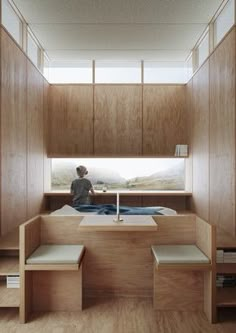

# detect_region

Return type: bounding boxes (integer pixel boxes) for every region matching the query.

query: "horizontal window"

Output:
[2,0,23,46]
[144,62,187,84]
[95,61,141,83]
[48,61,93,83]
[27,32,40,67]
[214,0,235,46]
[198,32,209,67]
[51,158,185,191]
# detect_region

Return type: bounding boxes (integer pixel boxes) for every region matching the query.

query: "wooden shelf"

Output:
[44,190,192,197]
[0,280,19,307]
[0,257,19,275]
[217,228,236,249]
[0,228,19,250]
[217,263,236,274]
[217,287,236,307]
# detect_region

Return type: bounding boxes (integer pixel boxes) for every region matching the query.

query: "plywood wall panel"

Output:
[48,85,93,156]
[143,86,187,156]
[94,85,142,156]
[0,29,27,235]
[209,29,235,235]
[192,61,209,221]
[185,79,193,193]
[27,61,44,219]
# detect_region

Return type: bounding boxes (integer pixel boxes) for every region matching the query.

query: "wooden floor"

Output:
[0,298,235,333]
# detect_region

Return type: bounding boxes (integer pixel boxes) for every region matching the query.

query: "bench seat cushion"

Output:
[151,245,210,264]
[26,245,85,264]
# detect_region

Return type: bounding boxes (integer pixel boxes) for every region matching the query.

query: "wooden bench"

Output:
[20,216,85,323]
[152,216,216,323]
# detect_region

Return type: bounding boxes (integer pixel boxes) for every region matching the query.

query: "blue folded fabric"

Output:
[73,204,164,215]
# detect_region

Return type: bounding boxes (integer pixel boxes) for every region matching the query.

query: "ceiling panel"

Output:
[14,0,222,24]
[31,23,206,50]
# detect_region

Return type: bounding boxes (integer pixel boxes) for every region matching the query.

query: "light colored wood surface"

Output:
[192,61,209,222]
[209,28,236,236]
[1,297,235,333]
[39,215,195,298]
[32,269,82,311]
[196,216,215,260]
[94,85,142,156]
[44,190,192,196]
[0,228,19,250]
[25,264,80,271]
[216,227,236,248]
[0,280,19,307]
[27,60,44,219]
[79,215,158,231]
[48,85,93,155]
[154,266,203,311]
[0,257,19,275]
[0,28,27,236]
[185,79,193,193]
[143,85,187,155]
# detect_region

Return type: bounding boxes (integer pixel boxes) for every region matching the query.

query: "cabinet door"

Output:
[94,85,142,156]
[48,85,93,156]
[143,86,186,156]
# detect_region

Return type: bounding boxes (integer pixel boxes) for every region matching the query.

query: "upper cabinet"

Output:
[48,85,94,156]
[48,84,188,157]
[143,86,187,156]
[94,85,142,156]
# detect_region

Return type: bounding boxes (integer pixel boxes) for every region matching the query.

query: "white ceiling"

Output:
[13,0,223,62]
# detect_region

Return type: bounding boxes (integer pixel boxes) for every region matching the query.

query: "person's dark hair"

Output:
[76,165,88,177]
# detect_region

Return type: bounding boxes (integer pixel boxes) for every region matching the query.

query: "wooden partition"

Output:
[39,214,195,298]
[0,28,47,235]
[188,27,236,236]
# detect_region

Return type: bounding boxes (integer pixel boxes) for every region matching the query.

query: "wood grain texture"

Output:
[32,270,82,311]
[94,85,142,156]
[0,28,27,235]
[153,266,203,311]
[196,216,215,260]
[185,79,193,194]
[1,297,235,333]
[48,85,93,156]
[192,61,210,221]
[27,60,44,219]
[143,85,187,155]
[209,28,236,236]
[39,215,195,297]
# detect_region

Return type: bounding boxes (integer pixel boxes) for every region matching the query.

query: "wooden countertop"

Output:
[79,215,158,231]
[44,190,192,197]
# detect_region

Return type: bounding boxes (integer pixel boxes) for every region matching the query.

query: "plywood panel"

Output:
[143,85,187,155]
[40,215,195,297]
[94,85,142,156]
[48,85,93,156]
[185,79,193,194]
[209,29,236,235]
[154,267,203,310]
[27,61,44,219]
[192,61,209,221]
[0,29,27,235]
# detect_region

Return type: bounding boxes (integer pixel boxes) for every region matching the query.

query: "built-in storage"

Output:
[0,229,20,308]
[48,84,187,157]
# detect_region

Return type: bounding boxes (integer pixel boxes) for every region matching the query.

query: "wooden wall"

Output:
[188,27,236,236]
[48,85,93,156]
[48,84,187,157]
[0,28,47,235]
[191,61,210,221]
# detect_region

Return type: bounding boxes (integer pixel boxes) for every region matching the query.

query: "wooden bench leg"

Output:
[20,271,32,323]
[204,271,217,323]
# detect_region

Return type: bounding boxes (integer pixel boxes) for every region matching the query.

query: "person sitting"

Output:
[70,165,95,207]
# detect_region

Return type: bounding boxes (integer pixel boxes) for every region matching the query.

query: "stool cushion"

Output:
[26,245,85,264]
[151,245,210,264]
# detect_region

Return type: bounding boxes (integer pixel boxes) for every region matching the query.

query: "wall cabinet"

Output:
[48,84,187,157]
[94,85,142,156]
[48,85,94,156]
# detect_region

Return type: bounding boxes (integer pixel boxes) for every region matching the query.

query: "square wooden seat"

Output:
[151,245,210,265]
[26,244,85,267]
[152,217,216,323]
[20,216,85,323]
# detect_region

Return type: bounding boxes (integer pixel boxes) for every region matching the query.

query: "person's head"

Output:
[76,165,88,178]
